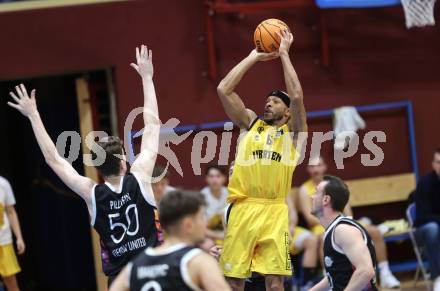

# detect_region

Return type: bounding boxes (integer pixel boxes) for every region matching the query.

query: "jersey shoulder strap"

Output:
[128,172,156,207]
[180,248,203,291]
[330,217,368,254]
[248,117,262,131]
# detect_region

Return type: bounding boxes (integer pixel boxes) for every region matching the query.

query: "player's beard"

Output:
[311,204,323,218]
[264,112,284,125]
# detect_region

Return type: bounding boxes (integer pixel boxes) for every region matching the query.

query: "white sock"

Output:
[379,261,392,277]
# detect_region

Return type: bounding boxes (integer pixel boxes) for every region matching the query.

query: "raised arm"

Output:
[277,30,307,139]
[335,224,376,291]
[217,50,278,129]
[129,45,160,184]
[7,85,95,213]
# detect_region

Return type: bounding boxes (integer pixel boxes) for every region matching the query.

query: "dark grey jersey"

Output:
[92,173,160,276]
[323,215,378,291]
[128,244,202,291]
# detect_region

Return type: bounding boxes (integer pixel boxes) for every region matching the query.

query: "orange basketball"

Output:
[253,19,291,53]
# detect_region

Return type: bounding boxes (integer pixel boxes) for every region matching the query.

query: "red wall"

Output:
[1,0,439,189]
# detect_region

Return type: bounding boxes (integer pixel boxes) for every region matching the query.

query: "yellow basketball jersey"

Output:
[228,119,298,202]
[302,179,317,197]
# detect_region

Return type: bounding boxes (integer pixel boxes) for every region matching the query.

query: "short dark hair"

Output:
[152,165,170,180]
[205,164,226,176]
[159,190,206,232]
[323,175,349,212]
[90,136,124,177]
[434,148,440,155]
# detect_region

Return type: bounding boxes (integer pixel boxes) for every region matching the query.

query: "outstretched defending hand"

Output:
[277,29,294,56]
[130,44,154,80]
[249,49,279,62]
[7,84,38,118]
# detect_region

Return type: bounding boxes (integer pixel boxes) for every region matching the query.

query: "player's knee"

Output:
[226,277,244,290]
[265,275,284,291]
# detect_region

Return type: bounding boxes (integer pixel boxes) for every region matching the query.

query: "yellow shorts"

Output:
[290,226,313,255]
[220,198,292,278]
[0,244,21,277]
[311,224,325,236]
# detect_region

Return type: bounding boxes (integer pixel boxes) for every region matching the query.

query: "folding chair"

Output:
[406,203,431,290]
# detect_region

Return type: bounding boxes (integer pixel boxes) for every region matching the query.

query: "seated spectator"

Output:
[0,176,25,291]
[297,157,400,289]
[151,165,176,201]
[415,148,440,291]
[200,165,228,243]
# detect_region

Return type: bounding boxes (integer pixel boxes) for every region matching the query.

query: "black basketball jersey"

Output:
[323,215,378,291]
[129,244,202,291]
[92,172,160,276]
